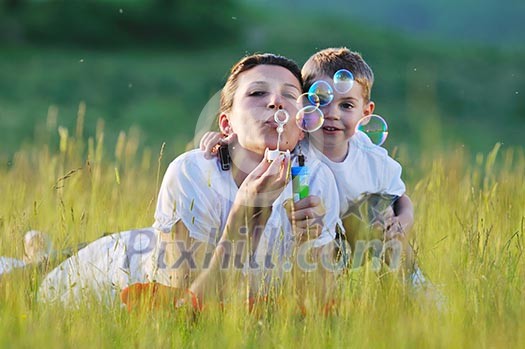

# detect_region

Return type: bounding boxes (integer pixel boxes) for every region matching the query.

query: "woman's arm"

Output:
[189,152,290,304]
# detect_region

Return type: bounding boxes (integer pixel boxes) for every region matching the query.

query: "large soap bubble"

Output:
[355,114,389,146]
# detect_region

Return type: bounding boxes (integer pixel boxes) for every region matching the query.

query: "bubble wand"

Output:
[265,109,290,161]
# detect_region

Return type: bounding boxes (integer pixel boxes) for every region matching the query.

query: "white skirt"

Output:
[37,228,162,307]
[0,257,26,276]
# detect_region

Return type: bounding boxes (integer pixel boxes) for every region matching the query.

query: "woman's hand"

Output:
[284,195,326,242]
[235,150,291,209]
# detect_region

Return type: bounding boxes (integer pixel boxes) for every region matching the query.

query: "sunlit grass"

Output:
[1,114,524,348]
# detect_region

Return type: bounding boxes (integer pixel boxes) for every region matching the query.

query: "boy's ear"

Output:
[219,113,232,135]
[364,100,375,116]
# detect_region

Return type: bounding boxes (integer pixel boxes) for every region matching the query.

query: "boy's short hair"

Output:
[302,47,374,101]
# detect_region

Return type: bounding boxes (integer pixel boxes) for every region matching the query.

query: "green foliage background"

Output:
[0,0,523,163]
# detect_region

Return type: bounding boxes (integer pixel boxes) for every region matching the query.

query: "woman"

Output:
[38,53,341,310]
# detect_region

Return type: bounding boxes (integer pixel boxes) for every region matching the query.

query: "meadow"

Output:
[0,116,523,348]
[1,1,524,347]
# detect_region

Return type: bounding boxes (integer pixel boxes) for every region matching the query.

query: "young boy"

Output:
[300,47,422,280]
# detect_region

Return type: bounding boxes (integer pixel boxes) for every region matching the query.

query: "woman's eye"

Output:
[249,91,266,97]
[283,92,298,100]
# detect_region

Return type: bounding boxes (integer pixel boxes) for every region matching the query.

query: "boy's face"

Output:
[309,74,375,155]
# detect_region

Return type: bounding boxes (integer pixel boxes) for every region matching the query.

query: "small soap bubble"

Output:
[128,83,133,88]
[299,92,320,107]
[355,114,389,146]
[119,8,123,14]
[296,105,324,132]
[295,93,324,132]
[79,59,84,63]
[308,80,333,106]
[333,69,354,93]
[515,91,519,95]
[231,16,237,20]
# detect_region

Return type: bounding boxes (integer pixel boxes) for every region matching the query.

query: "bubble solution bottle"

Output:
[291,155,309,202]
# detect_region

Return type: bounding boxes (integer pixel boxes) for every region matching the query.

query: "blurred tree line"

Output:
[0,0,241,47]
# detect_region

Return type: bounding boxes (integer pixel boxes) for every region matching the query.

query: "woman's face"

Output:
[221,64,304,155]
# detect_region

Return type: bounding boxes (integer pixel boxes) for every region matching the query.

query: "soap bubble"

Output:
[333,69,354,93]
[295,93,324,132]
[308,80,334,106]
[296,105,324,132]
[355,114,389,146]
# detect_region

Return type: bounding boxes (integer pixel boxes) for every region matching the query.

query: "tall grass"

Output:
[0,111,524,348]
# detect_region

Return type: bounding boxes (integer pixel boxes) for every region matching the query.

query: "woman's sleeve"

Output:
[153,156,221,243]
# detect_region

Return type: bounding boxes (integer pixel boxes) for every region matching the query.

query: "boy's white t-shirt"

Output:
[306,131,406,218]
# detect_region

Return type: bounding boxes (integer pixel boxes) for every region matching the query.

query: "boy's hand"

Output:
[366,205,406,241]
[383,215,408,240]
[200,131,237,159]
[383,195,414,240]
[284,196,326,242]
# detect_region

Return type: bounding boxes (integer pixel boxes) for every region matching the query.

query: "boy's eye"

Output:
[341,102,354,109]
[283,92,299,100]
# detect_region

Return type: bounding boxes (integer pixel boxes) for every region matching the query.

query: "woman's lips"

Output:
[264,121,279,129]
